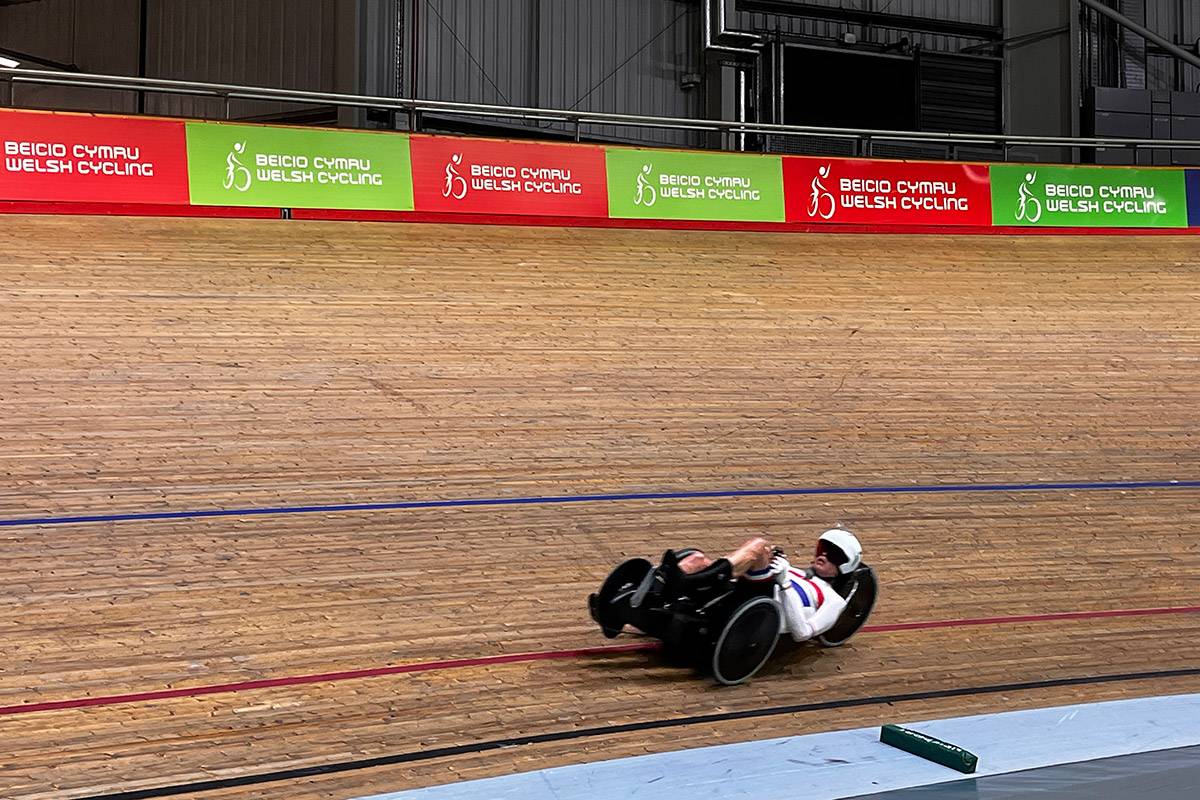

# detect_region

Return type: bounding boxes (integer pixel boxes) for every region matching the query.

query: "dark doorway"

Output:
[784,46,917,130]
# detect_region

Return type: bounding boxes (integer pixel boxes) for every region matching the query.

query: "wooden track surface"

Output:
[0,215,1196,799]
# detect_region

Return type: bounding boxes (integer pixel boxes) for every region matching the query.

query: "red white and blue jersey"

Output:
[745,563,847,642]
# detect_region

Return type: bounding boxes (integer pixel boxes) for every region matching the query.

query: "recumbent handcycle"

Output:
[588,548,877,685]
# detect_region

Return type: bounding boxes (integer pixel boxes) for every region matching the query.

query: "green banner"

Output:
[606,149,784,221]
[990,164,1187,228]
[186,123,412,210]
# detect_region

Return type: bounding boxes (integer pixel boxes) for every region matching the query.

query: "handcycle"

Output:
[588,548,878,685]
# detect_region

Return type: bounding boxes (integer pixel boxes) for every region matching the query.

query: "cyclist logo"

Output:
[223,142,252,192]
[635,163,657,207]
[808,164,836,220]
[1016,171,1042,223]
[443,153,468,200]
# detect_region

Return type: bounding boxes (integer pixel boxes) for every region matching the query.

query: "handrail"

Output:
[5,66,1200,152]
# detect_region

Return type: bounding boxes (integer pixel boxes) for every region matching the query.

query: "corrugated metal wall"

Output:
[1083,0,1199,92]
[1144,0,1199,92]
[1119,0,1147,89]
[1005,0,1073,143]
[543,0,702,144]
[416,0,702,146]
[0,0,359,121]
[143,0,350,120]
[418,0,536,107]
[0,0,79,66]
[6,0,1198,142]
[537,1,700,115]
[0,0,140,112]
[411,0,1012,145]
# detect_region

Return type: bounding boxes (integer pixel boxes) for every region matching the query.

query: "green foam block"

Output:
[879,724,979,774]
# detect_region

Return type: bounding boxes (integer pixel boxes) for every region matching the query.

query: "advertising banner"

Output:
[411,136,607,216]
[186,122,412,210]
[1187,170,1200,227]
[990,164,1188,228]
[783,156,991,226]
[606,148,785,222]
[0,109,189,204]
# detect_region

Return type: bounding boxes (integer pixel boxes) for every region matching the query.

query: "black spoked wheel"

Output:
[711,596,782,685]
[589,557,653,638]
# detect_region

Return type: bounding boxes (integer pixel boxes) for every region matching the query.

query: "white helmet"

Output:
[818,528,862,574]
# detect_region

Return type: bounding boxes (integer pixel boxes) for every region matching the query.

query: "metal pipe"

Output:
[137,0,148,115]
[777,36,786,127]
[410,0,420,98]
[735,68,743,151]
[6,66,1200,149]
[703,0,762,153]
[1078,0,1200,71]
[716,0,760,46]
[10,77,220,97]
[703,0,759,56]
[959,26,1070,55]
[0,46,77,72]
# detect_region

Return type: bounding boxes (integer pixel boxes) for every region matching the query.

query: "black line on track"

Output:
[77,666,1200,799]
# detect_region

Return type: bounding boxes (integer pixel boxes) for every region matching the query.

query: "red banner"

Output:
[411,136,608,217]
[784,156,991,226]
[0,110,189,204]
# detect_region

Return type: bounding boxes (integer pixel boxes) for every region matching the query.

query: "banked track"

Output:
[0,215,1196,799]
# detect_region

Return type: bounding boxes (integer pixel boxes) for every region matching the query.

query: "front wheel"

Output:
[590,557,653,638]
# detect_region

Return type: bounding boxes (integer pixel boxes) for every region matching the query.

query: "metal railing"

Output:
[5,66,1200,160]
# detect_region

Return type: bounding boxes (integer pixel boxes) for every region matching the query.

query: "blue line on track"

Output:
[1,479,1198,528]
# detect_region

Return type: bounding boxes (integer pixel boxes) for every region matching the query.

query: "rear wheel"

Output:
[711,596,781,685]
[817,566,878,647]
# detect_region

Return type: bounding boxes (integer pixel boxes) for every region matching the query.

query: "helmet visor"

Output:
[815,539,849,568]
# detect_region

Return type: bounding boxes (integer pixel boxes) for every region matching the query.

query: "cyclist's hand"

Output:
[771,555,791,586]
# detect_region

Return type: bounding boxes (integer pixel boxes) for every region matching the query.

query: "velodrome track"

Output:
[0,215,1196,799]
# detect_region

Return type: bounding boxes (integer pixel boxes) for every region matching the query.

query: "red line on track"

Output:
[0,643,655,717]
[861,605,1200,632]
[2,605,1196,717]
